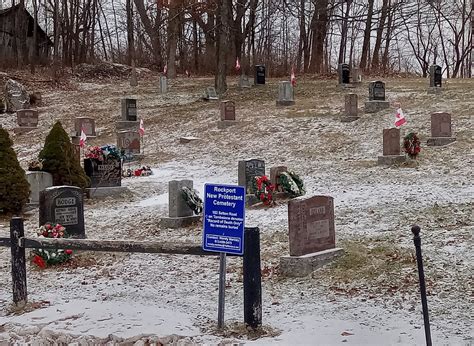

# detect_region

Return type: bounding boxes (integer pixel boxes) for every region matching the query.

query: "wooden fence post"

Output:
[10,217,27,308]
[243,227,262,329]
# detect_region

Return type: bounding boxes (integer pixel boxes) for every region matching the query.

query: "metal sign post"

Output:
[202,184,245,329]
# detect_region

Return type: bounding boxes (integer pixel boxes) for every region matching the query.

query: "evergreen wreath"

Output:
[403,132,421,159]
[32,223,73,268]
[279,171,306,197]
[253,175,275,205]
[181,186,203,215]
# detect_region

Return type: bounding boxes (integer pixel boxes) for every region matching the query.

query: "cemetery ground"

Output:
[0,72,472,345]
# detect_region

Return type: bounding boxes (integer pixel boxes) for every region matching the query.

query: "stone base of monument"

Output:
[427,137,456,146]
[276,100,295,106]
[427,87,442,95]
[160,215,201,229]
[365,100,390,113]
[116,121,139,131]
[122,153,145,162]
[341,116,360,123]
[377,155,407,165]
[86,186,131,199]
[217,120,236,129]
[179,136,201,144]
[14,127,36,134]
[246,195,261,206]
[337,84,355,89]
[280,248,344,277]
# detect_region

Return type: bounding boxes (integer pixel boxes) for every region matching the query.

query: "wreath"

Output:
[181,186,203,215]
[253,175,275,205]
[32,223,73,268]
[279,171,306,197]
[403,132,421,159]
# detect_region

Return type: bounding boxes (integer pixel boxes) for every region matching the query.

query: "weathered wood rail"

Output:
[0,217,262,329]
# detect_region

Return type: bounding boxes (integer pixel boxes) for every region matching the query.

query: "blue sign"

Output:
[203,184,245,255]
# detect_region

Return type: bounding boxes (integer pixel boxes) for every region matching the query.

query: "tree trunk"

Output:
[126,0,134,65]
[371,0,389,71]
[360,0,374,71]
[215,0,230,94]
[308,0,329,74]
[167,1,181,78]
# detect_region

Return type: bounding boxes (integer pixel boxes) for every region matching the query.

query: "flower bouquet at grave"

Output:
[32,223,73,268]
[253,175,275,206]
[85,145,122,162]
[27,159,43,171]
[403,132,421,159]
[181,186,203,215]
[279,171,306,197]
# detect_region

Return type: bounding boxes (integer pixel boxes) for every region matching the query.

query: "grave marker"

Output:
[39,186,85,238]
[280,195,343,277]
[239,75,251,88]
[204,87,219,101]
[160,180,201,228]
[218,100,236,129]
[84,158,122,188]
[427,112,456,146]
[26,171,53,205]
[255,65,266,85]
[74,117,96,137]
[430,65,442,88]
[159,76,168,93]
[14,109,38,133]
[270,166,288,192]
[117,131,141,154]
[342,93,359,122]
[276,81,295,106]
[121,98,137,121]
[352,66,362,84]
[338,63,350,85]
[365,81,389,113]
[378,128,406,165]
[238,159,265,195]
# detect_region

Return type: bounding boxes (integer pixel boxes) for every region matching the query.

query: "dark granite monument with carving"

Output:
[365,81,390,113]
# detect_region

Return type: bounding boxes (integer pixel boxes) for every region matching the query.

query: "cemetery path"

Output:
[0,76,472,344]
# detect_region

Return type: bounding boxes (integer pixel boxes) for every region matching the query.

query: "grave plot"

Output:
[0,76,472,345]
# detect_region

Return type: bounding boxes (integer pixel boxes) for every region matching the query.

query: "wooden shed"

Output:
[0,5,53,66]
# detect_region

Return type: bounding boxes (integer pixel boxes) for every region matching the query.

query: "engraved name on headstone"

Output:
[238,159,265,194]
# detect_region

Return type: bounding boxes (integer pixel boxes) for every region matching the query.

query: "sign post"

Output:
[203,184,245,329]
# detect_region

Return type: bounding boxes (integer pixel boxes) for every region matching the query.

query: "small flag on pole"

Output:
[163,65,167,75]
[79,127,87,148]
[291,66,296,87]
[139,119,145,136]
[185,69,190,78]
[235,58,241,72]
[395,108,407,127]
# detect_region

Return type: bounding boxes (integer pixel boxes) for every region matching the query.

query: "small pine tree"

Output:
[0,128,30,213]
[39,121,90,189]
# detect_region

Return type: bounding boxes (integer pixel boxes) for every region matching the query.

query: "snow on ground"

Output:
[0,75,472,345]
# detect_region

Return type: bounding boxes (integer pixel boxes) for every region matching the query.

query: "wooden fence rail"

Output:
[0,217,262,329]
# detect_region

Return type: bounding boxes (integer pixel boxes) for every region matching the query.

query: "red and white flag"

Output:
[235,58,241,72]
[139,119,145,136]
[185,69,190,78]
[291,66,296,87]
[79,127,87,148]
[394,108,407,127]
[163,65,167,75]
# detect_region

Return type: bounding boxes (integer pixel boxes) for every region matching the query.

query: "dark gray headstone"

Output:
[288,195,335,256]
[338,64,350,84]
[205,87,218,100]
[239,75,251,88]
[121,98,137,121]
[430,65,442,87]
[276,81,295,106]
[84,158,122,188]
[369,81,386,101]
[159,76,168,93]
[255,65,266,85]
[238,159,265,194]
[39,186,85,238]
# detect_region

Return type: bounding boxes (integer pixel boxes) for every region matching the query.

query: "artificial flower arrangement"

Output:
[32,223,73,268]
[279,171,306,197]
[403,132,421,159]
[181,186,203,215]
[85,144,122,162]
[122,166,153,177]
[253,175,275,205]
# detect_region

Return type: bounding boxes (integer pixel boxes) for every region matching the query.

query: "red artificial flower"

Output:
[52,232,58,238]
[33,255,46,269]
[134,169,142,176]
[65,249,73,255]
[260,193,265,201]
[42,231,49,237]
[46,224,52,230]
